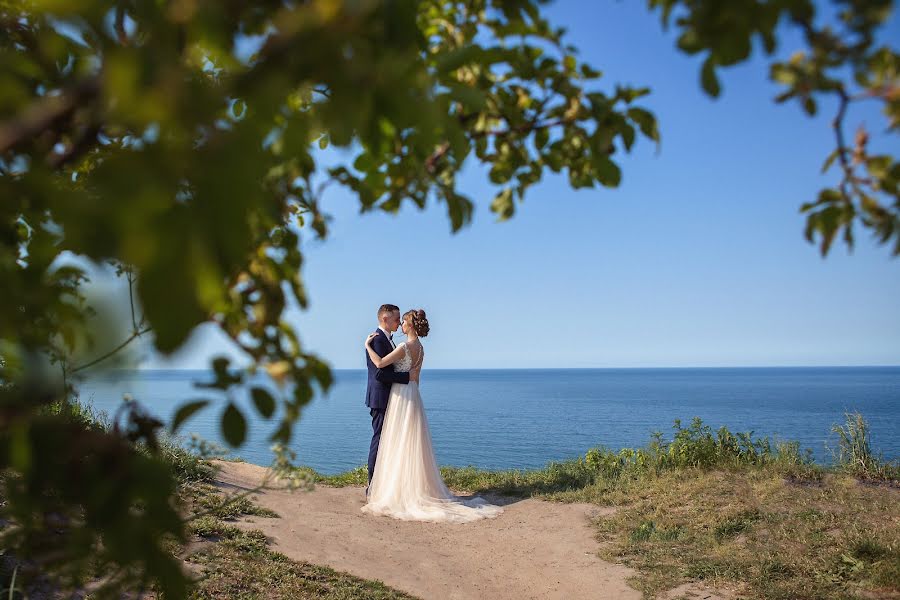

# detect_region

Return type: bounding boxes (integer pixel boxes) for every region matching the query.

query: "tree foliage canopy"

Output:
[0,0,896,595]
[648,0,899,255]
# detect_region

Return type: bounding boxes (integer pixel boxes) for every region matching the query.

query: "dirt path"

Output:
[212,460,640,600]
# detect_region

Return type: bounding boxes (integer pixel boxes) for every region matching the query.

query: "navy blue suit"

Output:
[366,329,410,484]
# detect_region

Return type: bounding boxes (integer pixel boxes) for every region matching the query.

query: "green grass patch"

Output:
[179,464,416,599]
[312,466,369,487]
[629,520,684,543]
[585,467,900,598]
[186,525,417,599]
[713,509,761,541]
[182,481,280,520]
[832,412,900,482]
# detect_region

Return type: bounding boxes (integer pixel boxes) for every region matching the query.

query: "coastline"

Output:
[80,367,900,472]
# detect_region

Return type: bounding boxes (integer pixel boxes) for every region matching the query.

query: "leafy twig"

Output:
[70,327,152,374]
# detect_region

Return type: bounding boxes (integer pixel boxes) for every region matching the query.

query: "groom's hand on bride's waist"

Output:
[375,368,410,385]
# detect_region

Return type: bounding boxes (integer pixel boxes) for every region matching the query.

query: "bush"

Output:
[831,412,900,482]
[582,417,794,480]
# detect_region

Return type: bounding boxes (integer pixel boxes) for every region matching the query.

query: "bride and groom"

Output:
[362,304,502,523]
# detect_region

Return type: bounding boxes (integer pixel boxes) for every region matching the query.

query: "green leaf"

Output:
[198,356,243,390]
[212,356,230,376]
[761,30,777,54]
[9,424,30,472]
[592,156,622,187]
[231,99,246,119]
[580,64,603,79]
[701,58,721,98]
[444,191,474,232]
[137,244,207,354]
[866,155,892,180]
[269,421,292,444]
[222,403,247,447]
[307,355,334,390]
[545,147,564,171]
[717,30,752,65]
[490,188,515,220]
[251,387,276,419]
[803,97,817,116]
[318,135,329,150]
[353,152,374,172]
[820,149,840,174]
[620,123,636,152]
[171,399,210,433]
[615,86,651,103]
[818,188,844,204]
[445,83,487,111]
[677,30,702,54]
[770,63,797,86]
[627,107,659,142]
[434,45,481,73]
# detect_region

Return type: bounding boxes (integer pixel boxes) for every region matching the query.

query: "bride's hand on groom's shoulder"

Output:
[365,332,378,346]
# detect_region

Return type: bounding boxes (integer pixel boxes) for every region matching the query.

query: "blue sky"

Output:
[142,1,900,370]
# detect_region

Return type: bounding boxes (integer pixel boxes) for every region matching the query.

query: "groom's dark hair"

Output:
[377,304,399,318]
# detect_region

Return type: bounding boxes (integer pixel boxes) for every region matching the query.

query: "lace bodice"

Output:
[395,340,424,382]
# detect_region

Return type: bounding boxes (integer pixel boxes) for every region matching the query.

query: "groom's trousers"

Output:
[368,407,386,484]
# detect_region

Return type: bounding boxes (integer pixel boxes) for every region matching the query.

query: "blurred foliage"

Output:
[0,0,656,595]
[0,0,896,597]
[650,0,899,255]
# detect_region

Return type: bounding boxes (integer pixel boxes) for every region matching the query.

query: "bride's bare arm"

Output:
[365,333,405,368]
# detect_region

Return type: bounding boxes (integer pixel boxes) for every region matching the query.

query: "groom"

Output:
[365,304,410,493]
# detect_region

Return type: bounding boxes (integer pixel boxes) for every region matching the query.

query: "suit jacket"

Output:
[365,329,410,410]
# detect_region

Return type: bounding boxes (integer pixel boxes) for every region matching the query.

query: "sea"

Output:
[79,367,900,474]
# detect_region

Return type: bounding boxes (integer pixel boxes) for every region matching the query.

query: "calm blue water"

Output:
[78,367,900,474]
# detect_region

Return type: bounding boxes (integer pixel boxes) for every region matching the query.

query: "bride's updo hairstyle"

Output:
[403,309,430,337]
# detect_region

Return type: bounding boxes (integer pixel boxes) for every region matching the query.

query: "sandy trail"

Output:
[211,460,639,600]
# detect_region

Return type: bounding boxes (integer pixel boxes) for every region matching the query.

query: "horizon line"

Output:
[121,364,900,371]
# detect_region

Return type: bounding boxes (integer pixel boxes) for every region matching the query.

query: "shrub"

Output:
[831,412,900,482]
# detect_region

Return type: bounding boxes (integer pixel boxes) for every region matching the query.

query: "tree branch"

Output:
[474,116,578,139]
[49,122,101,169]
[0,77,101,155]
[831,88,866,204]
[424,114,578,173]
[70,326,152,374]
[127,268,139,332]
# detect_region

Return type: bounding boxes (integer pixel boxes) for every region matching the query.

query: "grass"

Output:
[179,482,417,599]
[183,517,418,600]
[423,416,831,500]
[164,434,416,599]
[593,466,899,598]
[163,432,417,598]
[298,412,896,600]
[831,412,900,481]
[4,396,416,599]
[17,397,900,599]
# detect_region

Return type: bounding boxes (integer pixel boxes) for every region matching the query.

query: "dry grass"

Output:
[178,481,417,599]
[590,469,900,599]
[426,414,899,599]
[183,520,417,600]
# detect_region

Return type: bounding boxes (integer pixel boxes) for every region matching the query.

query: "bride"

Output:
[361,309,502,523]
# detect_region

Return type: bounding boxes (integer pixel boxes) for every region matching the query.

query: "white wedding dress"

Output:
[362,339,503,523]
